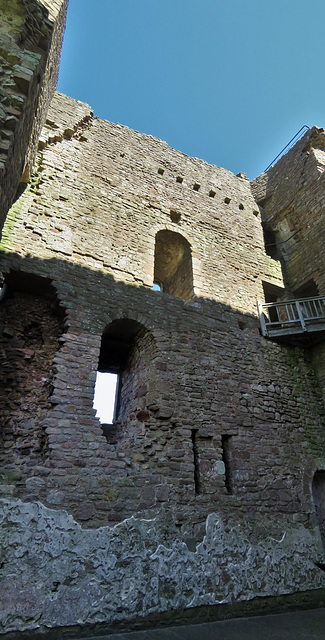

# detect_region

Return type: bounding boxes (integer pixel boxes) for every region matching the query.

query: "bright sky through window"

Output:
[93,372,118,424]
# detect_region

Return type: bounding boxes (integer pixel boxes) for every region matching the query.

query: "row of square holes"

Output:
[157,168,244,209]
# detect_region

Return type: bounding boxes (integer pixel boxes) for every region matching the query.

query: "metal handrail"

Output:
[257,296,325,337]
[264,125,309,172]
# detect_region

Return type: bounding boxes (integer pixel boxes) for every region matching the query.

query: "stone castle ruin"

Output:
[0,1,325,636]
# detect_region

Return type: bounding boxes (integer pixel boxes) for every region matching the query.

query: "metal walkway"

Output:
[257,296,325,342]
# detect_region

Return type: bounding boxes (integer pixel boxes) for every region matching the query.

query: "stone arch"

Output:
[154,229,194,300]
[312,470,325,554]
[100,308,157,335]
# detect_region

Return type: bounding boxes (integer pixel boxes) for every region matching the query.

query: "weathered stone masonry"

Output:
[0,3,325,634]
[0,87,325,635]
[0,0,68,233]
[252,128,325,398]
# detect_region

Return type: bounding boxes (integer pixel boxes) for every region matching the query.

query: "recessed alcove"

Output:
[170,210,181,224]
[0,270,66,468]
[154,230,194,300]
[312,470,325,554]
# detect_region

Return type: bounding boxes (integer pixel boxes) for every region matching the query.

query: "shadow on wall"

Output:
[313,470,325,555]
[0,269,66,470]
[0,250,324,531]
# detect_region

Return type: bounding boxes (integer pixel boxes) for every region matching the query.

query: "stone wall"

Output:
[251,127,325,297]
[0,0,68,235]
[1,499,324,636]
[0,92,325,635]
[0,271,65,473]
[251,126,325,402]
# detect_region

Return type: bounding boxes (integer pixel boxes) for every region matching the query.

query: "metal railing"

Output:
[257,296,325,338]
[264,125,309,172]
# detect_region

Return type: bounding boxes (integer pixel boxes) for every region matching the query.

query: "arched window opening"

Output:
[94,319,150,433]
[312,470,325,554]
[154,230,194,300]
[152,280,162,292]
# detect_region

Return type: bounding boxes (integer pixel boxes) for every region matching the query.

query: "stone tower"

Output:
[0,0,68,233]
[0,2,325,637]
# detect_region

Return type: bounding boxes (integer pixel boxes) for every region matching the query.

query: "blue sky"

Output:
[57,0,325,179]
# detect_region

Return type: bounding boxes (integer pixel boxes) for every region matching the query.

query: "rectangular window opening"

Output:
[222,434,233,495]
[93,371,119,424]
[191,429,201,495]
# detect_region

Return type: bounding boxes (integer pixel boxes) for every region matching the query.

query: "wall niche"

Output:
[0,271,65,476]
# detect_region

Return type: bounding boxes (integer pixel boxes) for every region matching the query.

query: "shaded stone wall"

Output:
[251,126,325,402]
[0,273,65,475]
[251,127,325,297]
[0,0,68,235]
[0,94,325,635]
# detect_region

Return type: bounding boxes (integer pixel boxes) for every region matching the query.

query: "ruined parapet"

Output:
[0,0,68,235]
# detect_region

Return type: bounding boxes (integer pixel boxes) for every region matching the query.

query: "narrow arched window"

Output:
[154,230,194,300]
[93,319,151,436]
